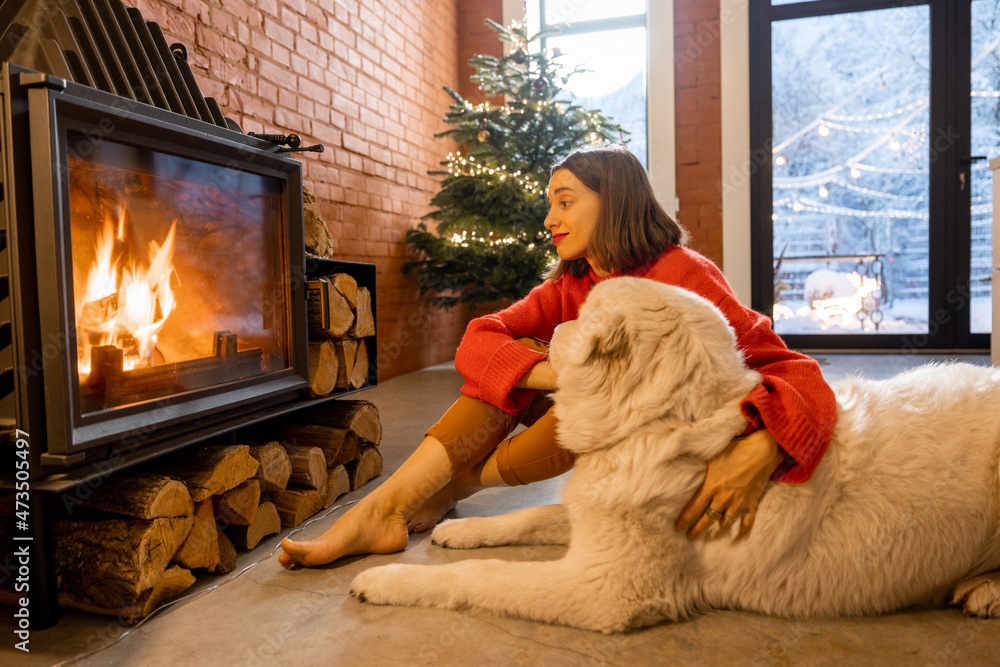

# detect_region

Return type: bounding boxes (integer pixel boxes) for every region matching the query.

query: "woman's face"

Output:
[544,168,603,271]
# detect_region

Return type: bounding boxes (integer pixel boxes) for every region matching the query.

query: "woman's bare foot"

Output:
[406,483,459,533]
[278,498,409,568]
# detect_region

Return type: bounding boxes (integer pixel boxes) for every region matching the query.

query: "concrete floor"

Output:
[3,352,998,666]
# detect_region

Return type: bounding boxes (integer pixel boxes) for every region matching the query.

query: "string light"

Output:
[818,186,829,197]
[818,124,830,137]
[445,151,541,194]
[448,229,549,248]
[824,98,928,122]
[830,179,925,202]
[775,155,787,166]
[851,163,926,175]
[783,197,927,220]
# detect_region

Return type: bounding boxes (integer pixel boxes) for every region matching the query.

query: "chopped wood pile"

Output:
[306,272,374,397]
[303,186,335,259]
[43,400,383,622]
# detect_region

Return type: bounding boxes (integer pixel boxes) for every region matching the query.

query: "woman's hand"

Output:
[516,360,558,390]
[674,428,785,540]
[515,339,557,391]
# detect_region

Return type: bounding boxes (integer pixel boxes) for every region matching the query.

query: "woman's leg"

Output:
[407,397,575,531]
[279,396,520,568]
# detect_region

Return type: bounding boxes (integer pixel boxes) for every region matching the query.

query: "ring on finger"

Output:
[704,507,725,522]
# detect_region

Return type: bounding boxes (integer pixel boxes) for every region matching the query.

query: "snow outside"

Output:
[771,2,1000,335]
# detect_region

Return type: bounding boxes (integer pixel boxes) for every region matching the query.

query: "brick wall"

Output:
[122,0,725,380]
[673,0,724,267]
[458,0,503,104]
[130,0,497,381]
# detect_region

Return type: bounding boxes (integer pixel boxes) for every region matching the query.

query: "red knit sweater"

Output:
[454,245,837,484]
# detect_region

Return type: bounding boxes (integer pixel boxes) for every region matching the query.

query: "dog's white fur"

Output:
[351,277,1000,632]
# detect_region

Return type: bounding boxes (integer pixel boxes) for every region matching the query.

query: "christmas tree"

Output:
[403,19,626,309]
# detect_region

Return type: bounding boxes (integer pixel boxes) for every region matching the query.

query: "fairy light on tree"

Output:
[403,19,626,309]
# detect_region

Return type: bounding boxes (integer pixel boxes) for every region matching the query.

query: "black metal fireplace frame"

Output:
[1,62,311,472]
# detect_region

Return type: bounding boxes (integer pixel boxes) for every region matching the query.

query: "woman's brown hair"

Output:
[545,144,689,281]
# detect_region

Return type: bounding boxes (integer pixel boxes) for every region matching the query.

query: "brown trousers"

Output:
[425,391,576,486]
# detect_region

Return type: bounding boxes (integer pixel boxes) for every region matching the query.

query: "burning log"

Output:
[325,465,351,508]
[212,480,261,527]
[247,441,292,492]
[297,400,382,446]
[171,499,220,571]
[157,445,259,502]
[228,501,281,550]
[346,447,383,490]
[279,423,360,466]
[307,339,340,397]
[69,473,192,520]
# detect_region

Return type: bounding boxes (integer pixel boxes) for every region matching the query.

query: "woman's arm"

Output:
[674,429,785,539]
[516,359,557,391]
[647,248,836,537]
[455,281,566,413]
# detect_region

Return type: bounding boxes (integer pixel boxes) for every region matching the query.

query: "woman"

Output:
[279,144,836,568]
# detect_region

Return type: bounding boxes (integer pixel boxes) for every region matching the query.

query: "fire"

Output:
[77,205,177,375]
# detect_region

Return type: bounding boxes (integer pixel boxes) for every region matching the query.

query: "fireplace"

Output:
[4,63,311,467]
[0,1,377,628]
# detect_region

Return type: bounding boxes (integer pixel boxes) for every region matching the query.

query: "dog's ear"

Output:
[564,311,628,367]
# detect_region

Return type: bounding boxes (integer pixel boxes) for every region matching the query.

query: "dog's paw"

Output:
[430,518,489,549]
[951,573,1000,617]
[350,564,418,606]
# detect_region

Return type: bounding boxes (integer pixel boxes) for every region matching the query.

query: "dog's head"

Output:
[549,277,759,454]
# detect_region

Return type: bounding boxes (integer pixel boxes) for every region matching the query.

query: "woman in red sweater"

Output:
[280,144,836,568]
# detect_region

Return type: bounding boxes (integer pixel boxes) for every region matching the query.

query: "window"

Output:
[525,0,649,165]
[751,0,993,350]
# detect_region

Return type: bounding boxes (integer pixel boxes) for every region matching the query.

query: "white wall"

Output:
[648,1,677,219]
[720,0,752,303]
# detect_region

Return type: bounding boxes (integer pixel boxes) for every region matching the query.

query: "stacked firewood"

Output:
[306,272,375,397]
[276,400,383,526]
[45,400,383,622]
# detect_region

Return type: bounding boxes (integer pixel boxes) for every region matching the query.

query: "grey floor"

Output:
[3,352,998,666]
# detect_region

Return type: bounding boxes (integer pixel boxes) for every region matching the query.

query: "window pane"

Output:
[969,0,999,334]
[771,6,930,335]
[548,27,648,165]
[544,0,645,25]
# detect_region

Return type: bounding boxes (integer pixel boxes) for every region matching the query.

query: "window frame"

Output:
[511,1,676,218]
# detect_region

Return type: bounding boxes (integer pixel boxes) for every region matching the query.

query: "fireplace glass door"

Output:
[66,133,292,414]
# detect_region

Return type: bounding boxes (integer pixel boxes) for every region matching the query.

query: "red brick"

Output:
[141,0,479,380]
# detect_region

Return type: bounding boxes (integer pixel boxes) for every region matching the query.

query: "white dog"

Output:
[351,277,1000,632]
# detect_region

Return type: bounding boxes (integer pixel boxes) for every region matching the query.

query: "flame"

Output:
[802,271,881,331]
[77,205,177,375]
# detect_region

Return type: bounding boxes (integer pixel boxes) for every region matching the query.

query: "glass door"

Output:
[970,0,1000,334]
[751,0,992,351]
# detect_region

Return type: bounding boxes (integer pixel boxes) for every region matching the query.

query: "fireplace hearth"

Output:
[5,64,313,466]
[0,1,376,628]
